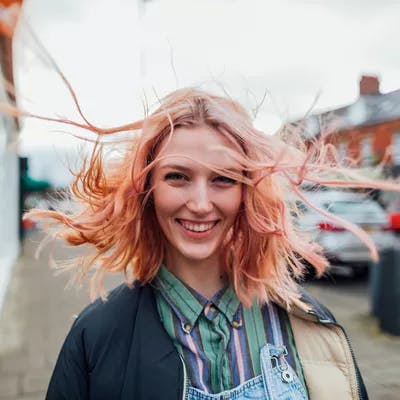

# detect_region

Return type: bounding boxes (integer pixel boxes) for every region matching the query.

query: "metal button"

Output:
[209,305,217,313]
[232,320,242,328]
[281,370,293,383]
[182,322,192,333]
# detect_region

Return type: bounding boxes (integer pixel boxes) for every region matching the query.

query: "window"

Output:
[392,132,400,165]
[360,135,373,166]
[338,141,347,161]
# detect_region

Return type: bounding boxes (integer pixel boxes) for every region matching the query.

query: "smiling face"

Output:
[151,125,243,268]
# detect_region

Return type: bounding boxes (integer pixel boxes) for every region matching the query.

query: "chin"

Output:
[182,252,215,263]
[178,245,218,263]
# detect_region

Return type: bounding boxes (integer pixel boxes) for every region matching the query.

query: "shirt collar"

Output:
[213,285,241,324]
[155,265,241,330]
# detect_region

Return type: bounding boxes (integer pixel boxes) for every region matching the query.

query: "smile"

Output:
[176,219,219,233]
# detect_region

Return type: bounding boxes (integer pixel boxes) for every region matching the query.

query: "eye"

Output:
[213,175,237,185]
[164,172,188,181]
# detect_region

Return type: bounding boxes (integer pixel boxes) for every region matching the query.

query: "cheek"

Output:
[153,185,183,219]
[220,186,243,217]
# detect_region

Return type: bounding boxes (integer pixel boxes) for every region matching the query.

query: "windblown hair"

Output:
[20,87,400,307]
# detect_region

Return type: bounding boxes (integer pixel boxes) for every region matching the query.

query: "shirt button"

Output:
[183,323,192,333]
[209,305,217,313]
[232,320,242,329]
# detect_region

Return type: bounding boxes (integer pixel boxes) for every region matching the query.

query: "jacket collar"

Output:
[152,272,333,327]
[275,286,335,324]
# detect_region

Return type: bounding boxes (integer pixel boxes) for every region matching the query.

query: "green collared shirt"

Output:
[154,266,305,394]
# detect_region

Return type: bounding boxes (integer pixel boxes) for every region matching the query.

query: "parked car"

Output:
[295,190,399,275]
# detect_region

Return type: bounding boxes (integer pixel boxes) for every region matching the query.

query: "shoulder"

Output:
[289,285,337,324]
[300,287,336,322]
[62,282,147,371]
[70,282,144,341]
[47,282,147,396]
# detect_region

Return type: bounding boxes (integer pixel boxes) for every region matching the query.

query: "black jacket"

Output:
[46,283,368,400]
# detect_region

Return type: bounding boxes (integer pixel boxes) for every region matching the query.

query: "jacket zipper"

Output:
[179,354,188,400]
[307,310,365,400]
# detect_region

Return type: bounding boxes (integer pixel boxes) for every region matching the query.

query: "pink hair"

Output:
[20,87,400,307]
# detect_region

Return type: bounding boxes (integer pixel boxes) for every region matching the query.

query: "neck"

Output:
[165,252,226,299]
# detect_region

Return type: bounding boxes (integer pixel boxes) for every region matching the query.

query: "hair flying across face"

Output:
[18,85,400,307]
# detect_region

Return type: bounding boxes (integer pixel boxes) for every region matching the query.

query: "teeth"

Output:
[179,221,215,232]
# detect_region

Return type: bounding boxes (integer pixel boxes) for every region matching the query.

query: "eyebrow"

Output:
[159,164,242,174]
[159,164,192,172]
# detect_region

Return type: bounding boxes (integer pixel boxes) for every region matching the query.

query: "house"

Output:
[297,75,400,177]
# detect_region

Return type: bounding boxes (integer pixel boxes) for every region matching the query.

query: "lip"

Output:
[175,219,220,239]
[176,218,219,224]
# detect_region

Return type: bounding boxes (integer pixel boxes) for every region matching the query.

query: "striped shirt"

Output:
[154,266,306,394]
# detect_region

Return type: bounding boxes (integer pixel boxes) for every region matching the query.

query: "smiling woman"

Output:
[22,87,399,399]
[152,126,243,297]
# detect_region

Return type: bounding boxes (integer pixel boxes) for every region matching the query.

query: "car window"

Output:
[295,201,310,214]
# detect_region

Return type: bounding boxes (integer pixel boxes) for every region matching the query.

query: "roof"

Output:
[297,89,400,138]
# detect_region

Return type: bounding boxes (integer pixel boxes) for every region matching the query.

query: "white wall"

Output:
[0,85,20,310]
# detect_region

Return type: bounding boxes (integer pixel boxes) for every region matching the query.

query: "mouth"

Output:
[176,219,219,234]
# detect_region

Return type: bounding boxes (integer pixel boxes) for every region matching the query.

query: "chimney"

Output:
[359,75,380,96]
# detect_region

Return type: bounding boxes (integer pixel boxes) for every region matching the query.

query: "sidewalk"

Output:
[0,230,399,399]
[306,277,400,399]
[0,231,123,400]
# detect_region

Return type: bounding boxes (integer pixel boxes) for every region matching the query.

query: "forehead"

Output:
[157,125,240,169]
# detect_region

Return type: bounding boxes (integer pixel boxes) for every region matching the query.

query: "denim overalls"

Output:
[184,304,308,400]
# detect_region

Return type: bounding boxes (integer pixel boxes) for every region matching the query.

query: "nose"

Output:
[186,180,214,214]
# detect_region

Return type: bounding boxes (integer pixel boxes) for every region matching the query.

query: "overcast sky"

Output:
[13,0,400,183]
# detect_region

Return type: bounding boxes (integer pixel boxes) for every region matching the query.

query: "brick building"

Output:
[298,75,400,177]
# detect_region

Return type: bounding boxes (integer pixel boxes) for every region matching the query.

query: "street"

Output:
[0,231,399,399]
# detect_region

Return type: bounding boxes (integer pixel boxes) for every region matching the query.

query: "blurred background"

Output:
[1,0,400,398]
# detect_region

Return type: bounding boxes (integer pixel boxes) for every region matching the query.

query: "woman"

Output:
[25,88,377,400]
